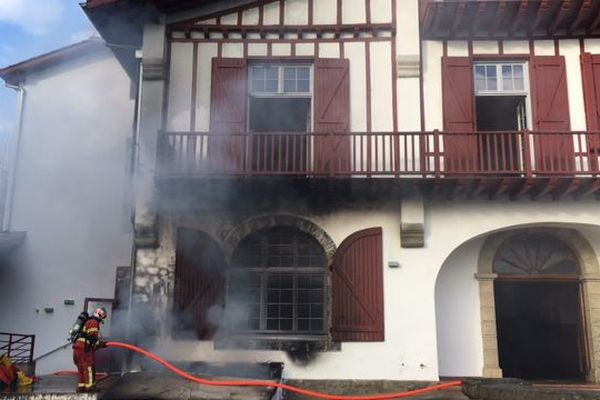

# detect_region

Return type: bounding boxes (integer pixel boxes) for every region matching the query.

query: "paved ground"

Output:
[7,373,600,400]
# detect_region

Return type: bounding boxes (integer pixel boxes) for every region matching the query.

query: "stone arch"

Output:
[223,215,337,265]
[478,227,600,276]
[476,226,600,382]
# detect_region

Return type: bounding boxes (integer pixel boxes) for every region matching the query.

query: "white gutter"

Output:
[3,83,25,232]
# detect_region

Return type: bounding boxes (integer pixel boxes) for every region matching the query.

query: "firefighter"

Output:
[72,307,107,391]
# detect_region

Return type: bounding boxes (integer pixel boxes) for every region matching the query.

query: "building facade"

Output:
[3,0,600,383]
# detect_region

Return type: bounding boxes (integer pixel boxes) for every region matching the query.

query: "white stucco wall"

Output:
[0,46,134,374]
[435,237,484,377]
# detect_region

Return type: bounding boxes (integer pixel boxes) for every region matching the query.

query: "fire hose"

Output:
[106,341,462,400]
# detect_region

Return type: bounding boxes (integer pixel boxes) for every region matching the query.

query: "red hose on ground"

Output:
[107,341,462,400]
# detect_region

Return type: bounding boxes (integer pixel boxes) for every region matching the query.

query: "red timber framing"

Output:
[421,0,600,40]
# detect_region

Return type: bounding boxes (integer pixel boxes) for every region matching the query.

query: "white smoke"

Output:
[0,0,65,35]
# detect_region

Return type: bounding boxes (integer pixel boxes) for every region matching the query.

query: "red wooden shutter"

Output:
[531,56,574,172]
[314,58,350,174]
[174,228,225,340]
[581,53,600,172]
[332,227,384,342]
[209,58,247,172]
[442,57,478,173]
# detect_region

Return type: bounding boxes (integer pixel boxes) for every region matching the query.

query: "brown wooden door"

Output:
[332,227,384,342]
[581,53,600,172]
[209,58,247,173]
[531,56,574,173]
[314,58,350,174]
[174,228,225,340]
[442,57,477,173]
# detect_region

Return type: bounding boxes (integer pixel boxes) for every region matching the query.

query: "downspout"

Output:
[3,82,25,232]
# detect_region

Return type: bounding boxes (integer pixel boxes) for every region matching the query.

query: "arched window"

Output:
[228,227,327,334]
[493,233,579,276]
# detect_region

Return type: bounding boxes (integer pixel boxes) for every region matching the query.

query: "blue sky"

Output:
[0,0,96,138]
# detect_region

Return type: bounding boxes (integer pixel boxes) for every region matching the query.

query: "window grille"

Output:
[229,227,326,334]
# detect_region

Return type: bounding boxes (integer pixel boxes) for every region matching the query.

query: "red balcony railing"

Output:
[0,332,35,364]
[156,130,600,178]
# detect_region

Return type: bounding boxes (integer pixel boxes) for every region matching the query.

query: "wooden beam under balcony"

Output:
[531,0,551,35]
[549,0,574,36]
[421,0,600,40]
[569,0,592,34]
[510,1,531,37]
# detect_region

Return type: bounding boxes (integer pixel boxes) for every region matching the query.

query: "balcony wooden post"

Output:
[522,129,533,178]
[433,129,441,178]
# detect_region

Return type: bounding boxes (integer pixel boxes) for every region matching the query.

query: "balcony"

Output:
[156,130,600,199]
[420,0,600,40]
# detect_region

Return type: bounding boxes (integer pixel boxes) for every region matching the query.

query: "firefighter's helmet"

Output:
[92,307,107,320]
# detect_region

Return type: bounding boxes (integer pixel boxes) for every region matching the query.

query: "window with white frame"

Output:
[474,63,526,95]
[250,65,311,95]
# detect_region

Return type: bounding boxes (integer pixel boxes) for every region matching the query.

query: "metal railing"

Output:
[0,332,35,364]
[156,130,600,178]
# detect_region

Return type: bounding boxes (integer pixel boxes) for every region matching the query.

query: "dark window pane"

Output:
[281,289,293,303]
[266,67,278,80]
[283,79,296,93]
[297,79,310,92]
[267,305,279,317]
[502,65,511,80]
[297,67,309,79]
[311,275,323,286]
[298,319,309,331]
[252,79,265,93]
[267,319,278,330]
[280,319,293,330]
[283,68,295,79]
[298,275,310,288]
[281,275,293,288]
[281,305,293,317]
[265,79,278,92]
[267,290,279,303]
[311,304,323,318]
[298,289,309,303]
[251,68,263,79]
[298,304,310,317]
[311,319,323,332]
[311,289,324,303]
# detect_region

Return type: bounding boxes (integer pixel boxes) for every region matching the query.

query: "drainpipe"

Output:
[3,82,25,232]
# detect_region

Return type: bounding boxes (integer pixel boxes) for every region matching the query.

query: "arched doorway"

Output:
[493,232,587,380]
